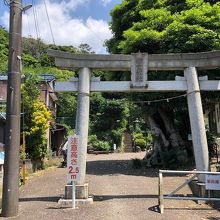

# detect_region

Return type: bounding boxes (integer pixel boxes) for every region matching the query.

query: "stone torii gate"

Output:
[48,49,220,202]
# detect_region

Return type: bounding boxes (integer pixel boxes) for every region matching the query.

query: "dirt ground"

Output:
[0,152,220,220]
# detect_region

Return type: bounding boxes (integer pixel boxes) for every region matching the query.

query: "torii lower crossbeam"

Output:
[55,80,220,92]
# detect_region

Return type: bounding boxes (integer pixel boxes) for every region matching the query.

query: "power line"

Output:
[43,0,55,45]
[32,0,40,39]
[23,0,32,37]
[3,0,10,6]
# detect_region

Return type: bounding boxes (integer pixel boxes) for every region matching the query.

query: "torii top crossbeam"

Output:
[47,49,220,92]
[47,49,220,71]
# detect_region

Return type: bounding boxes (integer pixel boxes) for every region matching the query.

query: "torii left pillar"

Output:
[63,67,93,204]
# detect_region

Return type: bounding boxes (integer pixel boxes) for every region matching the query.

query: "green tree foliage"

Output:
[107,0,220,120]
[78,43,95,54]
[90,93,129,149]
[0,27,8,72]
[56,92,77,129]
[106,0,220,54]
[106,0,220,165]
[22,74,52,163]
[23,37,47,58]
[26,100,51,161]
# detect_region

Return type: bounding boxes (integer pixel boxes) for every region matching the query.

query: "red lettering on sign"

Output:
[68,166,79,174]
[68,136,80,182]
[71,144,77,151]
[71,137,77,146]
[71,152,77,158]
[71,174,77,179]
[68,166,73,174]
[71,158,77,165]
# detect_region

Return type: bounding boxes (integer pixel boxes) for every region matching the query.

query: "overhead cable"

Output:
[32,0,40,39]
[43,0,56,45]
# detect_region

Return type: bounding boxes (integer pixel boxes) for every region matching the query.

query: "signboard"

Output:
[67,135,80,183]
[131,53,148,88]
[205,174,220,190]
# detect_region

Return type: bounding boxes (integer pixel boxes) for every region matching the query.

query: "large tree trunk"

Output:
[144,109,188,168]
[144,116,169,167]
[158,108,185,148]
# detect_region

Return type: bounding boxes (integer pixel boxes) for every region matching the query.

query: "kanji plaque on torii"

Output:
[131,53,148,88]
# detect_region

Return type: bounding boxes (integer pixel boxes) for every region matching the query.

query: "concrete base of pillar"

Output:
[65,183,89,199]
[58,197,93,208]
[189,180,207,204]
[58,183,93,207]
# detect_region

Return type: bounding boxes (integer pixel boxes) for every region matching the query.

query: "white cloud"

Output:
[60,0,90,12]
[1,0,112,54]
[0,11,9,29]
[101,0,112,6]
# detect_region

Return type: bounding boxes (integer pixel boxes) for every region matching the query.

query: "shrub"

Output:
[206,130,218,158]
[88,135,111,151]
[94,141,111,151]
[88,134,98,144]
[25,100,52,162]
[133,133,144,140]
[135,138,146,150]
[146,132,153,149]
[112,128,125,148]
[133,132,146,150]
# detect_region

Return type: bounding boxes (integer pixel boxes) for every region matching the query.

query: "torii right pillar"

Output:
[184,67,209,183]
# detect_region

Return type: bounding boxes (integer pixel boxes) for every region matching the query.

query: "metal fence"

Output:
[158,170,220,214]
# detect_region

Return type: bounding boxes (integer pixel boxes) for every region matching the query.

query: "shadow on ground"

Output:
[86,160,158,177]
[86,160,188,178]
[93,194,158,201]
[19,196,60,202]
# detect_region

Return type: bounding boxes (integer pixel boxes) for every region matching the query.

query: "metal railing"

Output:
[158,170,220,214]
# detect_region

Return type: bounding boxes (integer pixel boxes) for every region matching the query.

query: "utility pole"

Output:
[2,0,22,217]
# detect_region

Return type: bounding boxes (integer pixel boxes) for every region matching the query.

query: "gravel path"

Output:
[0,152,219,220]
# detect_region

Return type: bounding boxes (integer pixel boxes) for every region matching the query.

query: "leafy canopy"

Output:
[106,0,220,54]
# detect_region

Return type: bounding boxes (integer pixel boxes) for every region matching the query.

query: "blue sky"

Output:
[0,0,122,53]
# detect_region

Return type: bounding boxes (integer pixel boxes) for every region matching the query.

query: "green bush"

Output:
[133,133,144,140]
[206,130,218,158]
[88,134,98,144]
[146,133,153,148]
[133,132,147,150]
[112,128,125,148]
[135,138,146,150]
[94,141,111,151]
[88,135,111,151]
